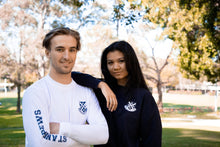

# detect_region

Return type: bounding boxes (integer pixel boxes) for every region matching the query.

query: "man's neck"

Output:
[49,71,72,85]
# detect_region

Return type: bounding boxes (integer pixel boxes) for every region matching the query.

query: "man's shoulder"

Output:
[24,77,47,95]
[72,79,92,90]
[72,80,96,100]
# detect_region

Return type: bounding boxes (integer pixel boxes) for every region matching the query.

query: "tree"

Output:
[0,0,38,112]
[74,24,118,76]
[0,0,111,112]
[140,0,220,83]
[111,1,176,111]
[142,39,173,112]
[113,0,141,37]
[53,0,107,30]
[178,0,220,83]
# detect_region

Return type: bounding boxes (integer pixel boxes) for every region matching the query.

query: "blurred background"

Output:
[0,0,220,146]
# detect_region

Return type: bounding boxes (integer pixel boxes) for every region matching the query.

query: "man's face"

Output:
[46,35,77,75]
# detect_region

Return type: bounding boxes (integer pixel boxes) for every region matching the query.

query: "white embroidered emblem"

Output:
[124,101,136,112]
[78,101,87,114]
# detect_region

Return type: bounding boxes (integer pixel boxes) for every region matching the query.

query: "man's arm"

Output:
[22,87,81,147]
[50,89,109,145]
[72,71,117,111]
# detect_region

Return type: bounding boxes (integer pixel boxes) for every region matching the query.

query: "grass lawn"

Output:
[161,103,220,119]
[163,128,220,147]
[0,97,25,146]
[0,97,220,147]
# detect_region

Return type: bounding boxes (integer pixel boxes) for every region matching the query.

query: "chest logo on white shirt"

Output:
[124,101,136,112]
[78,101,87,114]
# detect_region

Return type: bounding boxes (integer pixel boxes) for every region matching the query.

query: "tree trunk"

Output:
[116,19,119,37]
[16,84,21,113]
[157,82,163,113]
[16,72,21,113]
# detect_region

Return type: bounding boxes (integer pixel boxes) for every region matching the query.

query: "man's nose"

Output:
[63,50,69,59]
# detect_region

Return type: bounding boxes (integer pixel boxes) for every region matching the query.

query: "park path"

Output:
[162,118,220,132]
[153,93,220,107]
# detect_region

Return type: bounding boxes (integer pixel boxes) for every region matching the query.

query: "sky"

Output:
[118,24,174,59]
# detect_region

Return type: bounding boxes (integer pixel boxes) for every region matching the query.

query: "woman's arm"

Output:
[71,71,101,88]
[71,71,117,111]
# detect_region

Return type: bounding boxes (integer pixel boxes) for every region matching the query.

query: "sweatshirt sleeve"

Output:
[71,71,101,89]
[140,91,162,147]
[59,89,109,145]
[22,87,81,147]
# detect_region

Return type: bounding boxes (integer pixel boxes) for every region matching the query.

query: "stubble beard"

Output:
[52,60,75,75]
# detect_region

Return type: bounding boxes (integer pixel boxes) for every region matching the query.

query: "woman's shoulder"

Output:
[131,87,155,103]
[133,87,152,96]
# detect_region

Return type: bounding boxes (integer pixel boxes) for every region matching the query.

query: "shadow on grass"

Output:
[0,97,22,115]
[0,98,23,128]
[0,128,25,146]
[163,128,220,147]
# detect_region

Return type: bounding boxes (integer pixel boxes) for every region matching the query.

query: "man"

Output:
[22,27,110,147]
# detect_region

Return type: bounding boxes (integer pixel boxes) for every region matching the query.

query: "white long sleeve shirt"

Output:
[22,75,109,147]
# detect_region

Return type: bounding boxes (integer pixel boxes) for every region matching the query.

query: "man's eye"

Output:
[56,48,63,52]
[70,49,77,52]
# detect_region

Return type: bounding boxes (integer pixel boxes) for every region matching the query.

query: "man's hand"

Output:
[50,122,60,134]
[98,81,118,112]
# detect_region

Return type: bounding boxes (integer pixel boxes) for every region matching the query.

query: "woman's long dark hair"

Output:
[101,40,149,91]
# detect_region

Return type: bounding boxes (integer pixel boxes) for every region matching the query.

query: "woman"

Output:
[72,41,162,147]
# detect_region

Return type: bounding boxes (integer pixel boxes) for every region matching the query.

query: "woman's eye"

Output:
[107,61,113,65]
[119,59,125,63]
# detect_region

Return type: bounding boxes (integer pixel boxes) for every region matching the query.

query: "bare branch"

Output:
[159,47,173,72]
[144,74,158,83]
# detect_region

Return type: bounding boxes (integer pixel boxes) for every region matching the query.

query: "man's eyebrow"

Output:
[55,46,77,49]
[55,46,65,48]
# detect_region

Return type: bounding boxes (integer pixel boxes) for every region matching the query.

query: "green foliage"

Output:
[139,0,220,83]
[60,0,93,7]
[178,0,220,83]
[113,2,141,26]
[51,20,66,28]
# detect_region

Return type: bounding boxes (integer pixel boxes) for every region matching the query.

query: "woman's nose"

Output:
[113,63,120,70]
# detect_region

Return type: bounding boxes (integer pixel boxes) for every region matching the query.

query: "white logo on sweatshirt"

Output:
[124,101,136,112]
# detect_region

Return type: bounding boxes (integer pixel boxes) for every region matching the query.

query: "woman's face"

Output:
[106,50,128,86]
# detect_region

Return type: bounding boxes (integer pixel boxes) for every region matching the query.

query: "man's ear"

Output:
[45,49,50,58]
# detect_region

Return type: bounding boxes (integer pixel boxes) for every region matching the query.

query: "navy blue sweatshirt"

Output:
[71,72,162,147]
